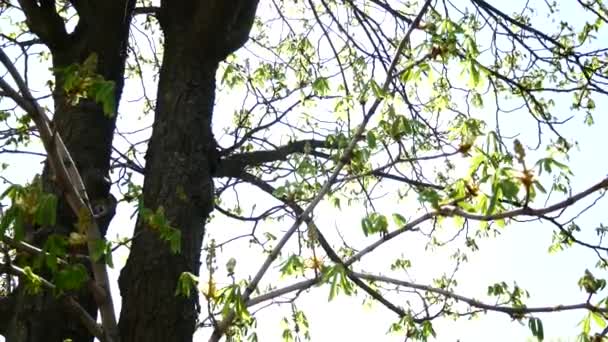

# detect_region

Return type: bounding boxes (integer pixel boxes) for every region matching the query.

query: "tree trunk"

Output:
[5,2,135,341]
[117,38,218,342]
[118,1,258,341]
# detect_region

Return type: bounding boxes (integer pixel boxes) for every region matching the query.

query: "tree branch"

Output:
[133,6,160,16]
[17,0,68,48]
[352,271,608,316]
[347,175,608,266]
[215,139,328,178]
[208,3,433,338]
[1,235,88,265]
[372,171,443,190]
[246,175,608,308]
[313,223,410,318]
[247,279,317,307]
[238,169,417,320]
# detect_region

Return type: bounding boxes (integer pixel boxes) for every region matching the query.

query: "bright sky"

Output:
[2,1,608,342]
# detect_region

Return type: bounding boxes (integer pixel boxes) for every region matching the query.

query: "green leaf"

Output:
[142,205,181,254]
[13,212,25,241]
[81,53,98,72]
[90,79,116,117]
[578,269,606,294]
[471,92,484,107]
[91,239,114,267]
[175,272,199,297]
[0,206,17,235]
[167,229,181,254]
[312,77,330,96]
[369,80,386,99]
[42,235,68,272]
[591,311,607,328]
[280,255,305,277]
[366,131,377,149]
[392,213,407,227]
[468,60,480,88]
[579,313,591,334]
[361,212,388,236]
[486,187,500,215]
[328,268,338,301]
[55,264,89,291]
[22,266,43,294]
[584,113,595,125]
[533,180,547,194]
[528,317,544,341]
[499,179,520,200]
[35,193,57,226]
[390,258,412,271]
[419,188,441,209]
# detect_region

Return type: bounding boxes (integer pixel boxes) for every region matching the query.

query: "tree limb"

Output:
[238,169,416,320]
[352,271,608,316]
[1,236,88,265]
[313,223,410,318]
[16,0,68,48]
[208,3,432,338]
[246,175,608,308]
[215,139,328,178]
[133,6,160,16]
[247,279,317,307]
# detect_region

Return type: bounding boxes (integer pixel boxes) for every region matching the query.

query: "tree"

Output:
[1,0,608,341]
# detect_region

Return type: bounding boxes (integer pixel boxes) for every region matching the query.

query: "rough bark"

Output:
[118,1,259,341]
[5,1,135,341]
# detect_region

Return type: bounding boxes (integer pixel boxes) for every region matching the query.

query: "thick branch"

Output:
[215,139,327,178]
[17,0,68,48]
[133,6,160,16]
[347,175,608,266]
[217,139,446,193]
[471,0,565,49]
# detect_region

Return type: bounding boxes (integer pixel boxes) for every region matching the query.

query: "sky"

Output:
[1,1,608,341]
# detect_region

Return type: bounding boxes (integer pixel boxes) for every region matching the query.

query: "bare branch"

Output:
[246,175,608,308]
[348,175,608,265]
[247,279,317,307]
[352,271,608,316]
[208,3,433,339]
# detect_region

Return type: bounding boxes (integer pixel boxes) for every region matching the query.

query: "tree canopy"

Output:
[1,0,608,341]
